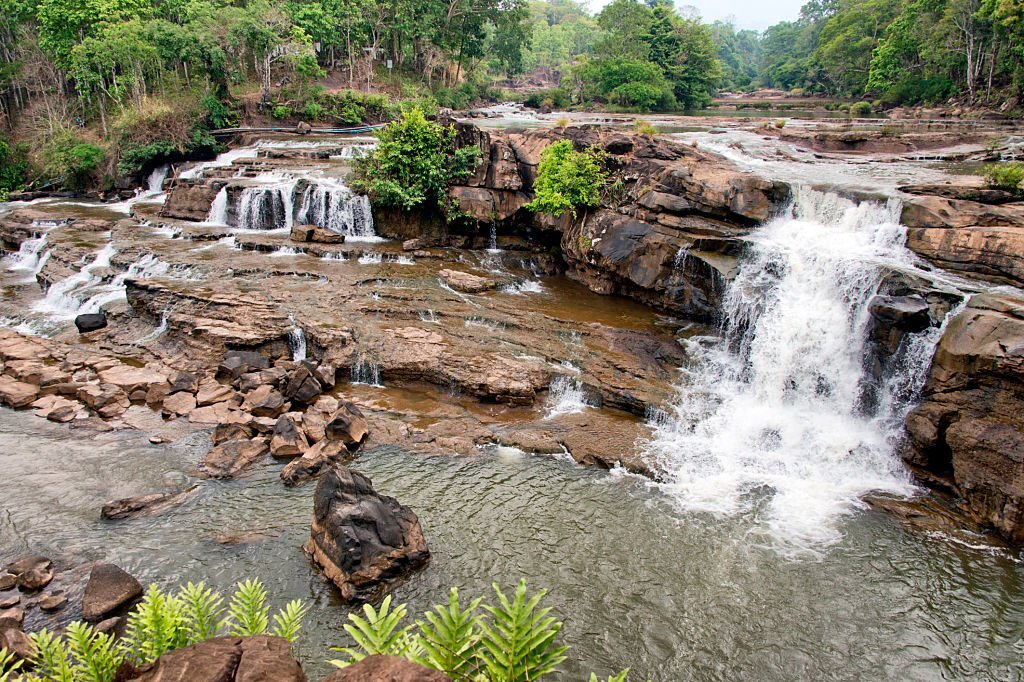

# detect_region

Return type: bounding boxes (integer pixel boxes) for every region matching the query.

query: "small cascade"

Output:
[136,310,169,344]
[419,309,439,324]
[4,234,49,279]
[235,180,297,230]
[33,244,116,318]
[644,187,963,556]
[205,187,229,224]
[350,357,382,386]
[544,373,592,419]
[270,246,302,257]
[295,180,376,239]
[395,255,414,265]
[288,321,307,362]
[321,252,347,261]
[500,279,544,295]
[146,165,169,195]
[673,246,690,272]
[358,252,383,265]
[487,221,499,252]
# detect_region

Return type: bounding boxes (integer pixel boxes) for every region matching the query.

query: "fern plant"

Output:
[589,670,630,682]
[329,596,420,667]
[479,581,568,682]
[271,600,310,644]
[0,648,23,682]
[329,581,597,681]
[28,629,75,682]
[179,582,225,644]
[225,579,270,637]
[415,588,483,681]
[121,585,188,664]
[65,622,123,682]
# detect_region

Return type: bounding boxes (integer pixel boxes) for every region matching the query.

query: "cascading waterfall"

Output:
[350,357,382,386]
[236,180,297,230]
[545,372,591,419]
[205,187,229,225]
[4,234,49,280]
[33,244,117,318]
[288,324,307,362]
[643,187,958,557]
[295,180,376,239]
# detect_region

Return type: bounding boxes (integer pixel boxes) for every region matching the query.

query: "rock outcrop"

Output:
[304,466,430,602]
[903,292,1024,544]
[323,655,450,681]
[120,636,307,682]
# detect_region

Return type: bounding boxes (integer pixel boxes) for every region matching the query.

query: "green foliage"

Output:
[122,579,306,665]
[354,109,479,212]
[574,57,675,112]
[415,588,484,679]
[0,139,30,195]
[43,132,105,191]
[478,581,569,682]
[983,162,1024,192]
[29,629,76,682]
[589,671,630,682]
[850,101,873,117]
[331,581,588,682]
[201,96,238,130]
[329,595,419,665]
[526,140,607,218]
[302,100,327,121]
[0,648,24,682]
[524,88,570,109]
[226,578,270,637]
[65,622,122,682]
[271,105,293,120]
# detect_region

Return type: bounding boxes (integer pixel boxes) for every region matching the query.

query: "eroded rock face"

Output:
[304,466,429,602]
[903,292,1024,543]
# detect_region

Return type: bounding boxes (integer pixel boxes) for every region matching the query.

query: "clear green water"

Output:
[1,410,1023,681]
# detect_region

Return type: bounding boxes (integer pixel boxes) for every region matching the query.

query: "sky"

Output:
[587,0,806,31]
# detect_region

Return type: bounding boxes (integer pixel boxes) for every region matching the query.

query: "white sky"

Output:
[587,0,806,32]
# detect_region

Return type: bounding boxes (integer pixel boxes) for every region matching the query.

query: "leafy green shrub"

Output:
[271,105,293,120]
[354,108,479,212]
[113,97,221,177]
[303,100,327,121]
[201,95,239,130]
[330,581,598,682]
[850,101,873,117]
[44,132,105,191]
[17,579,307,682]
[0,139,30,198]
[118,128,219,177]
[524,88,570,109]
[774,119,786,129]
[983,162,1024,193]
[526,140,608,218]
[879,77,955,107]
[573,58,675,112]
[634,120,658,136]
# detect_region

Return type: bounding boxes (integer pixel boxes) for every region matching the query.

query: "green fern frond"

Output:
[29,629,75,682]
[270,600,309,644]
[589,670,629,682]
[225,579,270,637]
[415,587,484,680]
[0,647,24,682]
[179,582,225,645]
[329,595,418,667]
[121,584,188,664]
[66,621,123,682]
[479,580,569,682]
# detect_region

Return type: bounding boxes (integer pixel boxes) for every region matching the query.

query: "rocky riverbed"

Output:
[2,110,1024,679]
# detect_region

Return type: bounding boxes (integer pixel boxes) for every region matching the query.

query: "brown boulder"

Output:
[323,655,449,682]
[196,379,235,406]
[163,391,198,417]
[121,636,306,682]
[199,437,270,479]
[212,423,255,445]
[101,486,201,520]
[438,269,496,294]
[325,402,370,450]
[77,383,130,418]
[97,365,169,395]
[241,385,288,418]
[280,440,350,486]
[270,413,309,458]
[82,563,143,622]
[283,366,322,404]
[304,466,429,602]
[16,566,53,591]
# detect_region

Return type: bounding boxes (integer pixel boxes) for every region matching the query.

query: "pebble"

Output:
[0,573,15,591]
[0,595,19,609]
[39,593,68,611]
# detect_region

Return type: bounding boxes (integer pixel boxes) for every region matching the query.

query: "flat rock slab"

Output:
[122,636,306,682]
[101,486,201,520]
[323,655,449,681]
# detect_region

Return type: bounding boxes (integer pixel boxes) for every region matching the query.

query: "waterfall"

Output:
[147,165,169,194]
[33,244,117,318]
[643,187,957,557]
[487,222,499,252]
[544,373,591,419]
[236,181,297,230]
[295,180,376,239]
[205,187,229,224]
[288,322,307,362]
[4,234,49,280]
[350,357,382,386]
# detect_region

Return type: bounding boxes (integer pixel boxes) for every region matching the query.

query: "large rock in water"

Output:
[75,312,107,333]
[903,292,1024,544]
[304,466,429,602]
[81,563,143,622]
[121,636,306,681]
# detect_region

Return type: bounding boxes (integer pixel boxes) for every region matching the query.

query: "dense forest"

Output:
[0,0,1022,195]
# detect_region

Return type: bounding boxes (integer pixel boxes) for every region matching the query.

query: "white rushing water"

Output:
[545,373,592,419]
[295,179,375,239]
[205,187,229,225]
[3,233,49,281]
[288,321,307,362]
[33,244,117,318]
[235,179,298,231]
[644,187,961,557]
